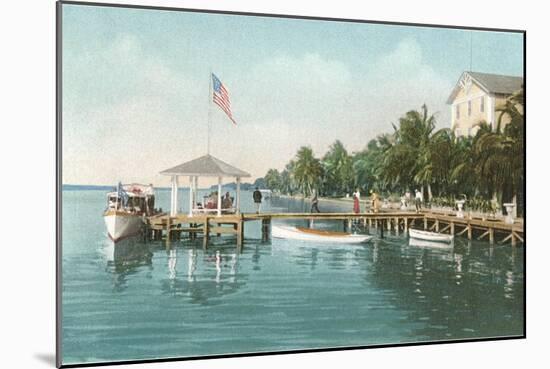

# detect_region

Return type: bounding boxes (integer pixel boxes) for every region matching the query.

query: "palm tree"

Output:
[280,161,296,195]
[448,134,476,196]
[419,128,459,197]
[472,88,524,214]
[497,88,524,199]
[322,140,354,196]
[264,169,281,192]
[292,146,323,197]
[353,134,394,193]
[383,104,439,199]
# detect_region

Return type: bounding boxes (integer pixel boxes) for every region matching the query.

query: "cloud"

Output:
[63,35,455,185]
[236,53,353,126]
[63,33,208,185]
[358,38,453,129]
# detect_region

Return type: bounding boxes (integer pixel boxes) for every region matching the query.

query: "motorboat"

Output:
[408,228,454,243]
[272,225,372,244]
[103,183,155,242]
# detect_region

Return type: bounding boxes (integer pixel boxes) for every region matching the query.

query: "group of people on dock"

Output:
[307,188,424,214]
[195,188,264,214]
[199,191,234,210]
[249,186,425,215]
[353,189,381,214]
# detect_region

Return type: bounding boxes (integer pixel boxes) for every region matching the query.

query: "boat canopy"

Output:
[107,183,154,198]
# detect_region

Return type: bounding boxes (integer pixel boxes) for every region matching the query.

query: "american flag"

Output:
[212,73,236,125]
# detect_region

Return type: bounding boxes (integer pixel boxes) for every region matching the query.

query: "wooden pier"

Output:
[150,156,523,250]
[145,210,524,250]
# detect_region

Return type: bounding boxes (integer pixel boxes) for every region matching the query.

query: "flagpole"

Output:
[207,69,212,155]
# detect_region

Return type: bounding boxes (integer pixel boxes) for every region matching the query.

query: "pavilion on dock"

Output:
[160,154,251,217]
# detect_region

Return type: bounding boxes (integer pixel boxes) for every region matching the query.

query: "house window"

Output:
[480,96,484,112]
[455,104,460,119]
[468,100,472,116]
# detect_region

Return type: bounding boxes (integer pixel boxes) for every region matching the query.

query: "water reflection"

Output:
[168,248,177,280]
[251,244,261,271]
[103,237,153,291]
[187,248,197,282]
[159,245,246,305]
[365,237,524,341]
[408,238,454,250]
[271,236,369,272]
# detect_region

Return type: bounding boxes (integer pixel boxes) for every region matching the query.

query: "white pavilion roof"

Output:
[160,154,251,178]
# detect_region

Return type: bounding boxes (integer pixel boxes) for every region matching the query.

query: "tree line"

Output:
[259,89,524,215]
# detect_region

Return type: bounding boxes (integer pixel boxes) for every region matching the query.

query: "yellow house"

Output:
[447,71,523,137]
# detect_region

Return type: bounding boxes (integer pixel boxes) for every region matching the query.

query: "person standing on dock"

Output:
[353,193,360,214]
[415,189,423,212]
[370,190,380,213]
[311,190,320,213]
[222,192,233,209]
[405,191,411,207]
[253,187,262,213]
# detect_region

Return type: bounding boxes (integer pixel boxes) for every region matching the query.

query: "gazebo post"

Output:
[217,176,222,216]
[236,177,241,214]
[188,176,193,216]
[170,175,179,217]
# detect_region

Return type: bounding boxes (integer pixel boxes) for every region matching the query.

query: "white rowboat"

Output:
[409,238,454,249]
[272,225,373,244]
[409,228,454,243]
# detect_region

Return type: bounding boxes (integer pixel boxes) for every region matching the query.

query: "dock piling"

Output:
[261,218,271,242]
[236,220,243,251]
[166,217,172,247]
[203,217,210,249]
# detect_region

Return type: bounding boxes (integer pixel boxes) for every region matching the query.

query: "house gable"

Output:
[447,71,523,104]
[447,72,489,104]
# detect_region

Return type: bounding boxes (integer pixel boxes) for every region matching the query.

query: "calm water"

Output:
[61,189,524,365]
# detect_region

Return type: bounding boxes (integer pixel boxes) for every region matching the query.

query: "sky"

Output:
[61,4,524,187]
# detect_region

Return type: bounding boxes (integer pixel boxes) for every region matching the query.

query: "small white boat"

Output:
[409,228,454,243]
[103,183,155,242]
[272,225,372,244]
[409,238,453,249]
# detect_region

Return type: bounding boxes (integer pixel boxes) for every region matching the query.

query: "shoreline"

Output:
[275,193,523,223]
[276,193,385,210]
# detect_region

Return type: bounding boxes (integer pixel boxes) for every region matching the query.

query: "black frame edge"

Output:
[58,0,526,34]
[522,30,526,340]
[59,335,525,368]
[56,1,63,367]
